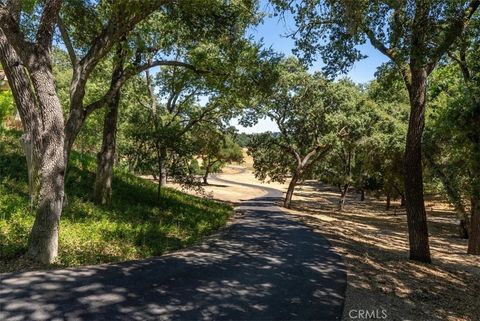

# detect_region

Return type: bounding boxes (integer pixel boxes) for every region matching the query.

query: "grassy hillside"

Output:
[0,131,232,272]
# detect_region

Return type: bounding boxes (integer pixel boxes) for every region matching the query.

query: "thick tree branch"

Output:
[84,59,201,116]
[0,29,43,155]
[363,26,398,63]
[270,138,302,166]
[301,143,331,168]
[6,0,21,20]
[36,0,63,49]
[57,17,77,66]
[70,0,171,115]
[427,0,480,74]
[447,50,471,82]
[0,5,32,60]
[363,25,411,88]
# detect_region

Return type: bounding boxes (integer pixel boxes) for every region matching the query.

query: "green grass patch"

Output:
[0,131,232,272]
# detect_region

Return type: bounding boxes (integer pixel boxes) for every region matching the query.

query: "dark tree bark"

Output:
[360,189,365,201]
[94,93,120,205]
[93,46,125,205]
[468,194,480,254]
[203,171,209,185]
[357,0,480,262]
[386,192,391,211]
[284,172,299,209]
[404,66,431,263]
[467,129,480,254]
[203,162,212,185]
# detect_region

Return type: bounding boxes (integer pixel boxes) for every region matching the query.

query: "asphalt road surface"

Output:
[0,173,346,321]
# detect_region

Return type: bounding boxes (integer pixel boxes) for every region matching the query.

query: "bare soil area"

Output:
[287,182,480,321]
[182,167,480,321]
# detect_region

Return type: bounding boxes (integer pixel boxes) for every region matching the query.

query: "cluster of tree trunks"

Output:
[0,1,173,263]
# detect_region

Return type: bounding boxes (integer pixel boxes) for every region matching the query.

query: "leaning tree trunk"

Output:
[203,164,211,185]
[94,91,120,205]
[284,172,299,209]
[27,64,66,264]
[404,67,431,263]
[93,42,126,205]
[0,36,66,264]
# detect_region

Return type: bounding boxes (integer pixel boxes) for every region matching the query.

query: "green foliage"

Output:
[272,0,478,76]
[247,58,363,184]
[193,125,244,176]
[234,132,252,147]
[360,68,409,196]
[0,90,15,130]
[0,131,231,271]
[0,66,14,130]
[425,59,480,208]
[314,91,376,190]
[248,132,291,183]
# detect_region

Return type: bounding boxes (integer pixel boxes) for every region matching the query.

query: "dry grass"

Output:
[170,167,479,321]
[287,182,480,321]
[241,148,255,170]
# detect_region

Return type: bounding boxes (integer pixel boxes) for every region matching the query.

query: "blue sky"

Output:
[233,1,389,134]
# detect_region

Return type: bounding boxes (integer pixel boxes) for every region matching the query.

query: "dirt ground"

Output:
[181,166,480,321]
[288,183,480,321]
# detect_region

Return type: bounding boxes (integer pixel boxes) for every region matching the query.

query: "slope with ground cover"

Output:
[0,131,232,273]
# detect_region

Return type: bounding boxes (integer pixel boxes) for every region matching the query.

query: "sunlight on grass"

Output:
[0,131,232,271]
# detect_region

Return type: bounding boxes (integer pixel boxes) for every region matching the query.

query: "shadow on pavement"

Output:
[1,181,347,321]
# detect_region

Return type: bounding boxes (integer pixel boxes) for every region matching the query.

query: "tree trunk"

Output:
[466,105,480,254]
[93,91,120,205]
[93,47,125,205]
[468,195,480,255]
[404,67,431,263]
[360,189,365,201]
[284,172,299,209]
[159,146,168,187]
[203,165,210,185]
[400,194,406,207]
[386,192,391,211]
[1,28,67,264]
[156,143,167,200]
[338,184,349,211]
[27,61,66,263]
[27,153,65,263]
[425,154,469,238]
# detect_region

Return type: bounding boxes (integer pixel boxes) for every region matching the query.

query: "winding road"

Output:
[0,170,346,321]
